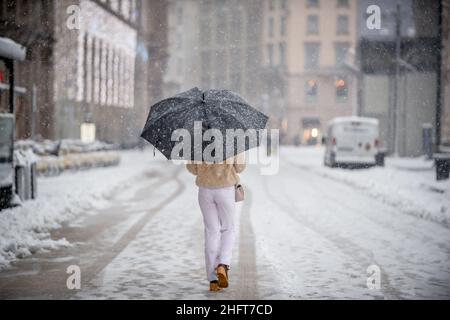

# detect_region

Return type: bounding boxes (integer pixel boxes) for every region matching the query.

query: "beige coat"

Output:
[186,153,246,188]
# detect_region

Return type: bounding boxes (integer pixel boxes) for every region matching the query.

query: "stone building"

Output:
[0,0,168,146]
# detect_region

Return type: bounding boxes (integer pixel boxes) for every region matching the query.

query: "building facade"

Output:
[0,0,55,140]
[261,0,358,145]
[54,0,139,145]
[164,0,263,107]
[164,0,201,97]
[0,0,168,146]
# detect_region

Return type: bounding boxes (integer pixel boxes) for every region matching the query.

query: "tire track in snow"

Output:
[285,158,450,229]
[284,160,450,258]
[261,165,403,299]
[283,161,450,298]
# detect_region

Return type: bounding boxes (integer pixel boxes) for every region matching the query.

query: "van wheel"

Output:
[330,154,337,168]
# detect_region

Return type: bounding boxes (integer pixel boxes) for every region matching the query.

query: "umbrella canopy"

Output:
[140,87,269,161]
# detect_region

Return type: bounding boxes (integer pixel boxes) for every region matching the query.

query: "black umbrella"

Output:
[140,87,269,161]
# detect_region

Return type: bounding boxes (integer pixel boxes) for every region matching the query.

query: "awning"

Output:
[302,117,321,127]
[0,37,26,61]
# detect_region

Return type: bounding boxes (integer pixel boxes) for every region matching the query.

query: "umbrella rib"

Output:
[205,99,269,128]
[143,97,196,129]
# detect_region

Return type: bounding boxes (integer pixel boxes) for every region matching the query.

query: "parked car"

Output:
[323,117,381,168]
[0,114,14,208]
[0,37,27,209]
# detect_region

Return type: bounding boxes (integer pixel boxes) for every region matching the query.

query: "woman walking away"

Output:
[186,153,246,292]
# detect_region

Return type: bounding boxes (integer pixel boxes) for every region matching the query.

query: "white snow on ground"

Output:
[247,148,450,299]
[0,149,163,270]
[282,146,450,227]
[73,165,244,300]
[72,148,450,299]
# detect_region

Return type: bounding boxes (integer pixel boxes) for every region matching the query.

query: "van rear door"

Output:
[349,121,377,158]
[334,122,358,154]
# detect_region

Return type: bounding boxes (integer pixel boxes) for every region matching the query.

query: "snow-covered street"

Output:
[0,147,449,299]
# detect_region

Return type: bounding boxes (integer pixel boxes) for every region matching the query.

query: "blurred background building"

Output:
[261,0,358,145]
[1,0,449,157]
[164,0,200,96]
[164,0,263,108]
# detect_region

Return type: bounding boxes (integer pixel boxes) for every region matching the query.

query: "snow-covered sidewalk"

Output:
[0,149,161,270]
[282,147,450,227]
[1,147,449,299]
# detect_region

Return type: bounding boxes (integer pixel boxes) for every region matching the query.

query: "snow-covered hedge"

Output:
[14,140,120,177]
[36,152,121,177]
[15,139,116,156]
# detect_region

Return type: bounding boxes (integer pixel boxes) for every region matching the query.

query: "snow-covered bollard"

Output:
[434,153,450,180]
[13,149,38,202]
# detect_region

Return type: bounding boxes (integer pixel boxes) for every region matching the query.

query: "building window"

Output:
[200,16,211,42]
[122,0,132,19]
[269,17,275,37]
[110,0,119,12]
[305,79,318,103]
[307,15,319,34]
[335,42,350,66]
[201,51,211,78]
[307,0,319,7]
[302,118,321,145]
[269,0,275,10]
[304,43,320,69]
[281,0,288,10]
[267,44,274,66]
[335,78,348,102]
[337,0,349,7]
[337,15,349,35]
[201,75,210,89]
[176,33,182,50]
[230,48,241,74]
[177,58,183,75]
[176,6,183,24]
[0,62,9,113]
[280,16,287,36]
[216,13,227,43]
[130,0,138,23]
[279,42,286,66]
[231,13,242,40]
[215,50,226,77]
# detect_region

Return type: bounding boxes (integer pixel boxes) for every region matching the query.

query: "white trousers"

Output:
[198,186,236,282]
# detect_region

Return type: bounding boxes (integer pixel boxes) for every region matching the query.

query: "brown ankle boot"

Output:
[216,264,229,288]
[209,280,222,292]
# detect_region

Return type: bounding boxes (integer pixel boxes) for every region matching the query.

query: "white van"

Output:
[324,117,380,167]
